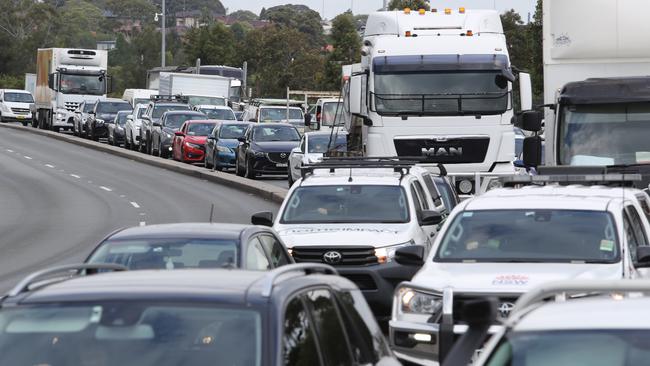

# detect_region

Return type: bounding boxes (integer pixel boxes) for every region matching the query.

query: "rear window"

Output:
[219,124,248,139]
[97,102,131,114]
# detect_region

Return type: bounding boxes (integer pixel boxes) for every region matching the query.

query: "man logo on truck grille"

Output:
[421,147,463,157]
[498,302,515,318]
[323,251,342,264]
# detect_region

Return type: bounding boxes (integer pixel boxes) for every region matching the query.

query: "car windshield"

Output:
[164,114,204,129]
[4,92,33,103]
[559,102,650,165]
[137,107,146,118]
[307,134,347,153]
[0,303,261,366]
[202,108,235,120]
[260,108,303,122]
[281,185,410,224]
[187,96,226,106]
[83,103,95,113]
[59,73,105,95]
[187,123,217,136]
[436,209,619,263]
[485,330,650,366]
[152,105,190,118]
[321,102,349,126]
[253,126,300,142]
[115,113,128,126]
[97,102,131,114]
[219,124,248,139]
[88,238,239,269]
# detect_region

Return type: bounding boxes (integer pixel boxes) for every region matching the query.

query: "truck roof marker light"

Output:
[419,8,426,15]
[459,7,466,14]
[404,8,411,14]
[466,30,473,36]
[431,8,437,12]
[445,8,452,14]
[405,31,412,37]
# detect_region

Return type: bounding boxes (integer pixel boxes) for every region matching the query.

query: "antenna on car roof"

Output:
[209,203,215,223]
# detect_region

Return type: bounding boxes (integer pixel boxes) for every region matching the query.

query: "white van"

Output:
[121,89,157,107]
[0,89,34,126]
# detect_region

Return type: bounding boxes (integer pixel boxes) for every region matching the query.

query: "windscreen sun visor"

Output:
[559,77,650,105]
[372,54,514,81]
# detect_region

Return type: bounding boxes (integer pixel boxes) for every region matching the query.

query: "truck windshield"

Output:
[485,330,650,366]
[59,73,105,95]
[559,103,650,165]
[4,93,33,103]
[187,96,226,106]
[435,209,619,263]
[281,185,409,224]
[0,303,261,366]
[373,71,509,116]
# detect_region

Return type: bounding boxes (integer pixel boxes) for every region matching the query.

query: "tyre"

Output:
[205,153,213,169]
[21,120,28,127]
[235,156,244,177]
[288,170,294,188]
[244,158,256,179]
[160,144,169,159]
[124,135,130,149]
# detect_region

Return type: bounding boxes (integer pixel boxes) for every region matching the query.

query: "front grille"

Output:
[10,108,29,114]
[64,102,79,112]
[291,246,378,266]
[453,295,519,323]
[342,274,377,290]
[394,137,490,164]
[266,152,290,164]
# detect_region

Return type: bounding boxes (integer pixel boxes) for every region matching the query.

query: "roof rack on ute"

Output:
[4,263,127,298]
[300,157,447,180]
[501,173,641,188]
[513,279,650,316]
[259,263,338,297]
[150,94,189,103]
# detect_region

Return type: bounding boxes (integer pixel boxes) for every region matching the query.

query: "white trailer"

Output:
[35,48,109,131]
[158,72,231,106]
[345,8,533,194]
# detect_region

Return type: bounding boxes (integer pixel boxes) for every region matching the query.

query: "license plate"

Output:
[276,163,288,168]
[16,116,25,119]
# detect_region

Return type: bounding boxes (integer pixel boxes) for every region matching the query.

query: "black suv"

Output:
[140,95,191,155]
[236,123,301,179]
[0,264,400,366]
[86,98,132,141]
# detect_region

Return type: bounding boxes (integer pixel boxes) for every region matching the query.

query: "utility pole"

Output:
[161,0,166,67]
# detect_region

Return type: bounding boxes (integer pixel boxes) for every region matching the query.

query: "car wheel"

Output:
[235,156,244,176]
[21,120,28,127]
[205,152,213,169]
[288,170,294,188]
[244,158,256,179]
[161,144,169,159]
[124,135,130,149]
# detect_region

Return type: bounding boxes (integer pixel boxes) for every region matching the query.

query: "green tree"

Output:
[55,0,106,48]
[388,0,430,11]
[230,21,252,43]
[528,0,543,102]
[324,12,361,90]
[105,0,156,21]
[184,22,236,66]
[229,10,258,22]
[500,10,528,71]
[260,4,324,46]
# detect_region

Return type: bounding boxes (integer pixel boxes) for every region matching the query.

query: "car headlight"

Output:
[216,145,232,153]
[396,287,443,323]
[374,240,415,264]
[57,112,66,119]
[165,132,172,139]
[252,150,265,157]
[307,156,322,164]
[185,142,202,149]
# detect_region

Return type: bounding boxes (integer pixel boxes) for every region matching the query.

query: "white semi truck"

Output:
[344,8,533,194]
[521,0,650,187]
[34,48,109,131]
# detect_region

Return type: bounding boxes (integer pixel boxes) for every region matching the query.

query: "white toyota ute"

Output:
[252,160,445,321]
[389,183,650,365]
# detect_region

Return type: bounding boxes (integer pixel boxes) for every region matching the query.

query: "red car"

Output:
[172,120,220,163]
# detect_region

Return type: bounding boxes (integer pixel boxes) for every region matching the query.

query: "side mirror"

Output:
[88,111,95,115]
[513,159,526,168]
[442,298,498,366]
[291,146,301,154]
[419,210,443,226]
[522,136,542,167]
[518,72,533,111]
[152,121,161,127]
[237,136,246,143]
[515,110,543,132]
[174,131,184,137]
[304,113,312,126]
[207,135,215,140]
[126,114,133,120]
[636,247,650,268]
[252,212,274,227]
[48,73,58,91]
[249,118,257,122]
[394,245,425,266]
[349,72,368,117]
[309,121,320,131]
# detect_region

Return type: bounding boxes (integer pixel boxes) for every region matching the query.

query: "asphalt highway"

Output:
[0,127,279,292]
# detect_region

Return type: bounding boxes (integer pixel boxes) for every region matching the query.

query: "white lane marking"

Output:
[119,195,126,198]
[139,221,146,226]
[70,174,81,178]
[130,201,140,208]
[6,149,13,153]
[24,156,32,160]
[99,186,112,192]
[139,212,146,216]
[45,164,55,168]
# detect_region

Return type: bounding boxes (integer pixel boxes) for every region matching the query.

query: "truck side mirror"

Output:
[515,110,543,132]
[349,72,368,117]
[519,72,533,111]
[304,113,312,126]
[522,136,542,167]
[48,73,58,91]
[309,121,320,131]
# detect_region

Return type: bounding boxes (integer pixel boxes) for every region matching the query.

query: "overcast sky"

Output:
[221,0,537,21]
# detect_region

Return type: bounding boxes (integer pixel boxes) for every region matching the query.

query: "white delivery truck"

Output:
[344,8,533,194]
[520,0,650,189]
[158,72,231,107]
[121,89,157,107]
[34,48,109,131]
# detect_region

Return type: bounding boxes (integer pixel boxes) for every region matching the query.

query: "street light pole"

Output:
[161,0,166,67]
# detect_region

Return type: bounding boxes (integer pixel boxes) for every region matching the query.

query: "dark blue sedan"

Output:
[205,121,252,171]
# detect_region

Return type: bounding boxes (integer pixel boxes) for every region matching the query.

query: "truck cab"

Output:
[345,9,533,194]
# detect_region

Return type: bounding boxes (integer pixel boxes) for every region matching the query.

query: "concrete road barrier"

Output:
[0,123,288,203]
